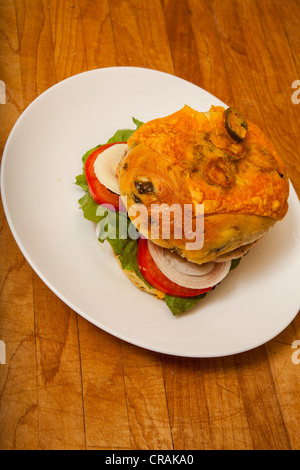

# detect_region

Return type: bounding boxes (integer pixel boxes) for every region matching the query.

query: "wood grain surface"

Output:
[0,0,300,450]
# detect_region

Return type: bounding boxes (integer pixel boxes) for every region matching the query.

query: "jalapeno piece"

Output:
[134,180,155,194]
[224,107,248,143]
[132,193,142,204]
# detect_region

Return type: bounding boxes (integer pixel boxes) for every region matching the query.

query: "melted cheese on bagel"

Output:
[117,105,289,264]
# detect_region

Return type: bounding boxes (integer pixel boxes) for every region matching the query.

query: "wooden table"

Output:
[1,0,300,451]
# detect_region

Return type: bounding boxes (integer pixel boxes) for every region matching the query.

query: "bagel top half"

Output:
[116,105,289,265]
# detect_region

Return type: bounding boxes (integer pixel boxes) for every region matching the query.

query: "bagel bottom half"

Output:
[113,251,165,299]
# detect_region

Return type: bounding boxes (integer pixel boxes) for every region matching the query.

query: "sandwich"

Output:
[76,105,289,315]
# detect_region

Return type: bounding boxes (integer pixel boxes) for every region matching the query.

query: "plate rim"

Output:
[1,66,299,358]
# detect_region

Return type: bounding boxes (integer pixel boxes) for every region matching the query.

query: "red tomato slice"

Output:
[85,142,125,210]
[137,237,213,298]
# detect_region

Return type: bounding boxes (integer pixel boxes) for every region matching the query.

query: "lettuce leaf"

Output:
[230,257,241,270]
[106,117,144,144]
[75,118,232,315]
[165,293,208,316]
[78,193,151,286]
[78,192,101,223]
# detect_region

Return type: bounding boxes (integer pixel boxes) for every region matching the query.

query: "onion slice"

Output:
[147,240,231,289]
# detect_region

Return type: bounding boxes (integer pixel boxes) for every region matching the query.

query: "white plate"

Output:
[1,67,300,357]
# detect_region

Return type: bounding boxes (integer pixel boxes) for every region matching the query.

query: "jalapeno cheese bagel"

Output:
[116,105,289,265]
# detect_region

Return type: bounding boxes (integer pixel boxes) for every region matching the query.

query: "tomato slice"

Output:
[137,237,213,298]
[85,142,125,210]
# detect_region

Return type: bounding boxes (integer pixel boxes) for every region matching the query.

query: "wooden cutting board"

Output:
[0,0,299,450]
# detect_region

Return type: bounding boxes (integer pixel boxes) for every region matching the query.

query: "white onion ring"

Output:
[166,255,214,276]
[147,240,231,289]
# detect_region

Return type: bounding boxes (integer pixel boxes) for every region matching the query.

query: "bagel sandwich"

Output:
[76,106,289,315]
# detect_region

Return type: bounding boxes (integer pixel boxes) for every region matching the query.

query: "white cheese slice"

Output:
[93,143,128,195]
